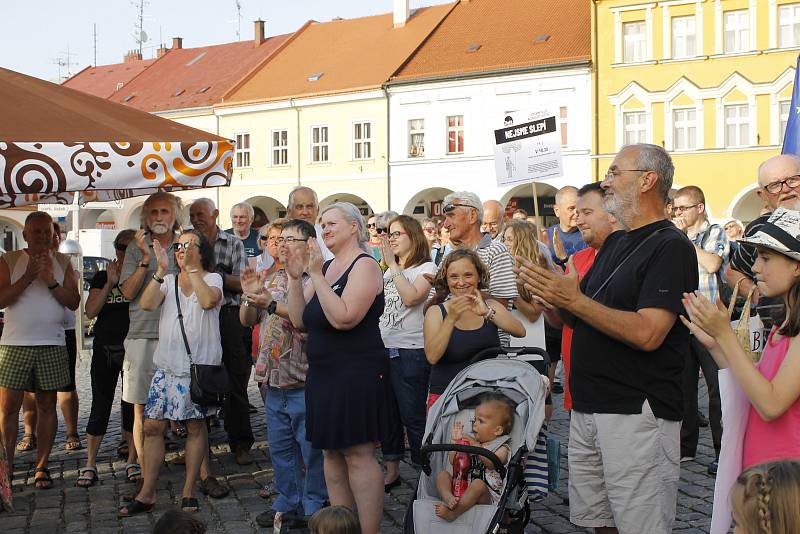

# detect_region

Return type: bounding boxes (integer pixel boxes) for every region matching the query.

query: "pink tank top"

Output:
[742,329,800,469]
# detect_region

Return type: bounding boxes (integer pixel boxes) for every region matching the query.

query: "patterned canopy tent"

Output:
[0,67,233,208]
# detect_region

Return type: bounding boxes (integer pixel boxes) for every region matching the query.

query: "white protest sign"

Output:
[493,106,563,187]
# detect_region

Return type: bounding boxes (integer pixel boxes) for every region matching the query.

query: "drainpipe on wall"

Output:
[384,87,391,211]
[291,98,301,186]
[215,112,221,212]
[591,0,600,183]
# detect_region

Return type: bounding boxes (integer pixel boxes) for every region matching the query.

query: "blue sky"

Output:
[2,0,435,82]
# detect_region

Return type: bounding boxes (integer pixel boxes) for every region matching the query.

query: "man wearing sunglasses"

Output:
[189,199,253,472]
[441,191,518,346]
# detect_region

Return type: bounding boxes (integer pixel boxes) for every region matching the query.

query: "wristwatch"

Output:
[139,261,150,268]
[267,300,277,315]
[152,273,165,284]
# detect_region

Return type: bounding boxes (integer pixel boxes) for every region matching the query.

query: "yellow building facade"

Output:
[594,0,800,221]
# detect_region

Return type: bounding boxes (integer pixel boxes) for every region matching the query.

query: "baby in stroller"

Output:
[435,394,514,522]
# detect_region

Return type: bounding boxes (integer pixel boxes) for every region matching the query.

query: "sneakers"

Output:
[680,456,695,463]
[256,510,307,530]
[707,460,719,476]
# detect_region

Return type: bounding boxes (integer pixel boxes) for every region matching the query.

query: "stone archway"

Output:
[0,216,23,251]
[500,182,559,226]
[319,193,375,218]
[729,185,763,225]
[241,196,287,224]
[402,187,454,219]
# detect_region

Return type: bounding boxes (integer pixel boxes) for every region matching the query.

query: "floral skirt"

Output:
[144,368,217,421]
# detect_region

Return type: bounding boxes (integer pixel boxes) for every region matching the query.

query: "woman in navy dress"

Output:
[286,202,387,534]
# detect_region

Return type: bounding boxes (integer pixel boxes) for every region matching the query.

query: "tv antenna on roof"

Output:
[232,0,243,41]
[51,45,78,83]
[132,0,150,55]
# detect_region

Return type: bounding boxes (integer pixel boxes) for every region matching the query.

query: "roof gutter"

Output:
[385,59,592,88]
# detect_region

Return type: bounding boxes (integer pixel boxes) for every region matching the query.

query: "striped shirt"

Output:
[692,221,729,302]
[212,227,247,306]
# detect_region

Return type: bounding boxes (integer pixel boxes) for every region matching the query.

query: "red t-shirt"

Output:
[561,247,597,411]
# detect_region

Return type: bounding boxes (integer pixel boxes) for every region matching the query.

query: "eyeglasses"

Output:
[672,204,699,215]
[443,203,477,214]
[275,237,309,244]
[763,175,800,194]
[376,228,388,235]
[388,231,406,239]
[258,234,270,241]
[604,169,650,181]
[367,223,376,229]
[174,242,196,251]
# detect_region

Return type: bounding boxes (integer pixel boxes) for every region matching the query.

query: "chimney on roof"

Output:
[156,44,168,59]
[393,0,409,28]
[124,50,142,63]
[254,19,266,47]
[172,37,183,50]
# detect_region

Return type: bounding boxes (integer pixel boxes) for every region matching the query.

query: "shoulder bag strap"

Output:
[590,226,671,300]
[174,275,193,364]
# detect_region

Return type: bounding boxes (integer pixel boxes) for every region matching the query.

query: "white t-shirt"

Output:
[153,273,223,376]
[379,262,437,349]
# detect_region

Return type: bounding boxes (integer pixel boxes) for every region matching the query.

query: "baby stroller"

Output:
[404,348,548,534]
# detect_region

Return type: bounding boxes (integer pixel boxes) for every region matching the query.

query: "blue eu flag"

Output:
[782,55,800,156]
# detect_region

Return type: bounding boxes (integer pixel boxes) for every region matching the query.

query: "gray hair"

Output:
[288,186,319,209]
[555,185,578,205]
[230,202,254,221]
[443,191,484,224]
[140,192,183,232]
[322,202,369,252]
[625,143,674,203]
[191,197,217,213]
[373,210,398,229]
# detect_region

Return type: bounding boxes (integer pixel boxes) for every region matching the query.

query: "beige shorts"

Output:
[568,400,680,534]
[121,338,157,405]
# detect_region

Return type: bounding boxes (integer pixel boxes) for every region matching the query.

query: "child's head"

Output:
[731,460,800,534]
[153,510,207,534]
[308,506,361,534]
[472,393,515,442]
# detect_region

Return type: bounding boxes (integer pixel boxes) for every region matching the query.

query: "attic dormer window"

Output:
[116,82,124,91]
[466,44,481,53]
[534,35,550,43]
[185,51,207,66]
[122,95,135,102]
[173,89,185,97]
[307,72,324,82]
[196,86,211,94]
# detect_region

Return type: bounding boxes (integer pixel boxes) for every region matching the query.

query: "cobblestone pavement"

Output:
[6,355,718,533]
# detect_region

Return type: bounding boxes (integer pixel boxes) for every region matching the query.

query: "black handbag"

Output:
[103,344,126,369]
[175,276,230,407]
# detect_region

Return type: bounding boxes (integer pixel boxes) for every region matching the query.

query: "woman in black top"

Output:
[286,203,387,534]
[76,230,137,487]
[423,249,524,409]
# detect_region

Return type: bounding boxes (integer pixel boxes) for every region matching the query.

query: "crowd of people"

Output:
[0,144,798,533]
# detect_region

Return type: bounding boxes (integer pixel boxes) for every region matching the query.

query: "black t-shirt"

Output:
[90,270,130,346]
[570,221,699,421]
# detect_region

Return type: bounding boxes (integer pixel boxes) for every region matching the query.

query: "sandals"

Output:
[76,466,98,488]
[16,434,36,452]
[64,435,83,451]
[180,497,199,513]
[125,463,141,483]
[118,499,154,517]
[33,467,53,490]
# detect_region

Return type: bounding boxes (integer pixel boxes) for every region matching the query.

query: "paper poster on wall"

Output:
[493,106,563,187]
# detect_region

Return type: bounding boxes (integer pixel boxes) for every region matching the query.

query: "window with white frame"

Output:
[724,104,750,147]
[310,126,329,163]
[672,16,696,58]
[271,129,288,166]
[779,4,800,48]
[560,107,568,147]
[780,100,792,144]
[672,108,697,150]
[352,121,372,160]
[623,21,647,63]
[623,111,647,145]
[235,133,250,168]
[723,10,750,54]
[446,115,464,154]
[408,119,424,157]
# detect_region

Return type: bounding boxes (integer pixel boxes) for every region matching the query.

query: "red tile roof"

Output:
[222,4,455,105]
[107,35,292,112]
[62,59,154,99]
[391,0,591,83]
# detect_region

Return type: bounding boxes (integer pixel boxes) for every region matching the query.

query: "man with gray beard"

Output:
[517,144,698,533]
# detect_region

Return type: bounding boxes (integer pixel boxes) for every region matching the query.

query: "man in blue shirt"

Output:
[225,202,261,260]
[545,186,589,393]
